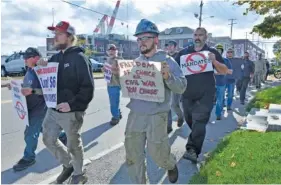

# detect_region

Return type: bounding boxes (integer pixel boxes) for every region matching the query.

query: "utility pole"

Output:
[52,8,55,26]
[228,18,237,39]
[199,0,203,27]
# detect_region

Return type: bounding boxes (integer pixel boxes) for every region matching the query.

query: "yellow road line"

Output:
[1,100,12,104]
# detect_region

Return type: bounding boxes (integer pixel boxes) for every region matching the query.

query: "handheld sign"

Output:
[104,63,112,83]
[34,63,59,108]
[180,51,214,75]
[11,80,29,126]
[118,60,165,103]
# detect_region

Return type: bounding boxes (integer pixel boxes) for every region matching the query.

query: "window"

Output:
[179,40,183,48]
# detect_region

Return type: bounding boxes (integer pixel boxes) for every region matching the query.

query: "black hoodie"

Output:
[48,46,94,112]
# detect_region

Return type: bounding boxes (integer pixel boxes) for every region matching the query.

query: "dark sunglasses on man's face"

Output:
[137,36,155,42]
[227,51,233,53]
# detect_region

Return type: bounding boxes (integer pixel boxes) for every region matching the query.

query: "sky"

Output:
[1,0,280,58]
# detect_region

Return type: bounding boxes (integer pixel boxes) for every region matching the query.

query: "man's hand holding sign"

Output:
[161,62,170,80]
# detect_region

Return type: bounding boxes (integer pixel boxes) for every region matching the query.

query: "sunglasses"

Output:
[227,51,233,53]
[137,36,155,42]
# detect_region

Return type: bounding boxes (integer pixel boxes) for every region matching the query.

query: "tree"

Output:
[273,40,281,60]
[235,1,281,38]
[76,36,94,57]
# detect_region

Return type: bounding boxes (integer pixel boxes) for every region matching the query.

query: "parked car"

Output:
[1,52,26,77]
[90,58,104,72]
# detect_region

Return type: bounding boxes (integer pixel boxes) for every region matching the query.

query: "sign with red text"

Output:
[180,51,213,75]
[11,80,29,126]
[104,63,112,83]
[34,63,59,108]
[118,60,165,102]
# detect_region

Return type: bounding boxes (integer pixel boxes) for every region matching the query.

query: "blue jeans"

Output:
[215,85,226,117]
[225,83,235,107]
[107,86,121,119]
[23,114,45,161]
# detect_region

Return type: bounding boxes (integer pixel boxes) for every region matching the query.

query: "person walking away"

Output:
[224,48,235,110]
[253,53,264,89]
[167,40,184,132]
[8,48,47,171]
[240,51,255,105]
[265,59,270,81]
[38,21,94,184]
[125,19,187,184]
[104,44,122,125]
[175,28,228,163]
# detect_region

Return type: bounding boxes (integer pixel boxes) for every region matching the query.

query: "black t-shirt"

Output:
[175,44,225,100]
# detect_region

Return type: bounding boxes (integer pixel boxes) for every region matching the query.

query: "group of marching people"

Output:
[2,17,270,184]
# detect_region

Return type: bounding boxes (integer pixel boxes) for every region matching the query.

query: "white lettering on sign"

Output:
[180,51,214,76]
[118,60,165,102]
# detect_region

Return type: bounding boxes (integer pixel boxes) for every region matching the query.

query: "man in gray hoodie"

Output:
[124,19,187,184]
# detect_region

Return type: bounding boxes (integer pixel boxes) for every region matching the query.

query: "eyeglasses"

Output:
[137,36,155,42]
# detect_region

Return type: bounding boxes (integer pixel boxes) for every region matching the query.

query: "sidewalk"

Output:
[64,79,281,184]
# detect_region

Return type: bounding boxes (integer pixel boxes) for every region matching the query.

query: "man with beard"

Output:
[240,51,255,105]
[37,21,94,184]
[125,19,187,184]
[167,40,184,132]
[175,27,228,163]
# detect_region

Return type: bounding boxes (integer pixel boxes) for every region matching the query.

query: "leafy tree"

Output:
[235,1,281,38]
[273,40,281,60]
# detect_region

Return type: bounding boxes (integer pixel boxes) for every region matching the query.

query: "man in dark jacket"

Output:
[38,21,94,184]
[175,27,228,163]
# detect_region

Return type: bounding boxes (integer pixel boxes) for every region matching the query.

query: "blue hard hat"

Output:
[134,19,160,36]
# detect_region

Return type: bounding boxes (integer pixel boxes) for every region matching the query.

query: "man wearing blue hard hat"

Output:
[124,19,187,184]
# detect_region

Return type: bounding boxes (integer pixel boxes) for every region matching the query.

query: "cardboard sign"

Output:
[118,60,165,102]
[11,80,29,126]
[180,51,214,75]
[104,63,112,83]
[34,63,59,108]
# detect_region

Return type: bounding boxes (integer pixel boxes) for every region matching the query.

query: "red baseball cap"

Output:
[47,21,76,35]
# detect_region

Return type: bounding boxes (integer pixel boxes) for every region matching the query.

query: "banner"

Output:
[11,80,29,126]
[180,51,214,75]
[118,60,165,102]
[104,63,112,83]
[34,63,59,108]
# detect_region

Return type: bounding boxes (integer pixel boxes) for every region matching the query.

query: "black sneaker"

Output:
[110,118,120,126]
[168,165,178,183]
[177,118,184,127]
[167,126,173,134]
[183,148,198,163]
[56,166,74,184]
[13,158,36,171]
[216,116,221,120]
[69,173,88,184]
[227,107,232,111]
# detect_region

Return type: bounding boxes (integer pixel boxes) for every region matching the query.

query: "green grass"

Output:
[190,130,281,184]
[246,85,281,111]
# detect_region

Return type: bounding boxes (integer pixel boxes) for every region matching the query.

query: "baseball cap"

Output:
[47,21,76,35]
[107,44,117,50]
[168,40,177,46]
[23,47,41,60]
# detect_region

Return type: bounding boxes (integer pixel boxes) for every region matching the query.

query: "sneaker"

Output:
[168,165,178,183]
[241,101,245,105]
[13,158,36,171]
[216,116,221,120]
[177,118,184,127]
[183,148,198,163]
[56,166,74,184]
[69,173,88,184]
[227,107,232,111]
[167,126,173,134]
[110,118,120,126]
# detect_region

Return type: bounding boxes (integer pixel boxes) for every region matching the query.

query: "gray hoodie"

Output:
[126,50,187,114]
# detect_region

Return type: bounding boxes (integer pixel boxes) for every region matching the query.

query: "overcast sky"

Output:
[1,0,279,58]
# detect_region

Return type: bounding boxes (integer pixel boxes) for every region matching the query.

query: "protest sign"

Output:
[104,63,112,83]
[180,51,214,76]
[34,63,59,108]
[11,80,29,126]
[118,60,165,102]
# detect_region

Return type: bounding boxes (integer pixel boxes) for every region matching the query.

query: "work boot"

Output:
[56,166,74,184]
[183,148,198,163]
[177,118,184,127]
[13,158,36,171]
[110,118,120,126]
[167,126,173,134]
[69,173,88,184]
[168,165,178,183]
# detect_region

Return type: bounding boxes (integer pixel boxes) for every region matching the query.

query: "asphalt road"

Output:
[1,78,279,184]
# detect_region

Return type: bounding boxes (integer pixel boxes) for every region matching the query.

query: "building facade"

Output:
[232,39,265,61]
